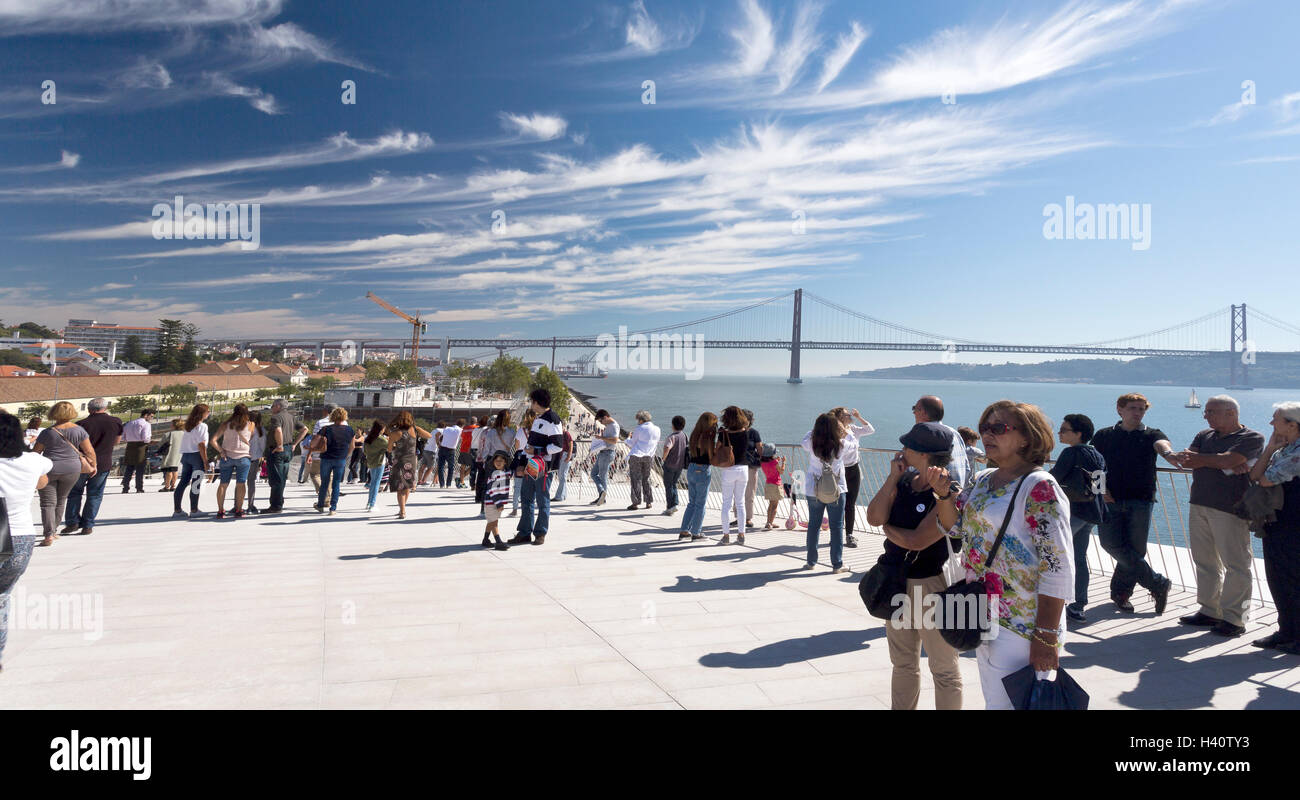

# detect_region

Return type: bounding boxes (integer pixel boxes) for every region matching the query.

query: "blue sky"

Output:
[1,0,1298,376]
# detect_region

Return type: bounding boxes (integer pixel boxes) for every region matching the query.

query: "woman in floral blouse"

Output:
[932,400,1074,709]
[1249,401,1300,654]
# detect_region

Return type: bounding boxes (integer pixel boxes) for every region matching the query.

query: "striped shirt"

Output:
[485,469,512,507]
[524,409,565,468]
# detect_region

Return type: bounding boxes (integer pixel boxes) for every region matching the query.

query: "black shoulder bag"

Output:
[859,550,915,620]
[936,472,1033,651]
[0,497,12,558]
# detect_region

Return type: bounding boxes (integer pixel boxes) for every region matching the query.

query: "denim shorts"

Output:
[218,456,251,483]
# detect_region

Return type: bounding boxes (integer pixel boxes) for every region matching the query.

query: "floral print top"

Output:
[950,469,1075,640]
[1264,439,1300,485]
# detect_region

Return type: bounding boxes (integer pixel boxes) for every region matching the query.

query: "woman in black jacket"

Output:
[1050,413,1106,622]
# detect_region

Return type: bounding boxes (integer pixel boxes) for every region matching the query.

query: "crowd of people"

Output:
[1,388,1298,710]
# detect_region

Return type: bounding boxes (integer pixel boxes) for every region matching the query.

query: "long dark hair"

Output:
[0,412,25,458]
[365,420,385,445]
[389,411,413,431]
[688,412,718,459]
[809,413,845,462]
[184,404,209,432]
[225,403,250,434]
[248,410,264,438]
[493,409,512,432]
[720,405,747,432]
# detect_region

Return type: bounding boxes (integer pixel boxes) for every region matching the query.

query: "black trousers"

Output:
[844,462,861,536]
[120,462,146,491]
[1263,526,1300,642]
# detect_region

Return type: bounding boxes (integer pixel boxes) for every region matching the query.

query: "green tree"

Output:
[276,382,297,399]
[177,323,200,372]
[152,319,183,374]
[479,356,532,394]
[16,321,58,339]
[19,402,50,419]
[253,387,280,401]
[123,335,147,366]
[385,360,420,383]
[111,395,150,414]
[530,366,571,421]
[364,360,388,381]
[160,383,198,410]
[0,349,47,373]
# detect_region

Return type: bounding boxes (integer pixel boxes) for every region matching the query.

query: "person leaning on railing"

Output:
[1248,401,1300,654]
[931,400,1073,710]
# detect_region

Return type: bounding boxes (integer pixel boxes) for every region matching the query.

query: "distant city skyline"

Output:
[2,0,1299,378]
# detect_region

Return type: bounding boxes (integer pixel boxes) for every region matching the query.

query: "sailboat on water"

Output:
[1185,389,1201,409]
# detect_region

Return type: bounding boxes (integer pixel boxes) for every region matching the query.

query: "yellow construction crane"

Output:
[366,291,427,361]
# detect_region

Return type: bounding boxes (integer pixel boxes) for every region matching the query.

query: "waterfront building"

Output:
[0,374,280,415]
[63,319,163,353]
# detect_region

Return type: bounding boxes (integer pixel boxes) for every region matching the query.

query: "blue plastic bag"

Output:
[1001,665,1089,710]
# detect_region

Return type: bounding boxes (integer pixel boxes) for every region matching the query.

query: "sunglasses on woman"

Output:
[979,422,1017,436]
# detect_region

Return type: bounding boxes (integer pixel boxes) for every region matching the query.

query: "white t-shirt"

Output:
[247,430,266,460]
[440,426,462,449]
[840,422,876,468]
[0,451,54,536]
[181,422,209,454]
[424,432,441,453]
[590,421,619,455]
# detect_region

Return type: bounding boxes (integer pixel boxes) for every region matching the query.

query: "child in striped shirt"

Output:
[482,451,512,550]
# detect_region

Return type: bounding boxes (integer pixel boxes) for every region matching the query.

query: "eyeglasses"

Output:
[979,422,1017,436]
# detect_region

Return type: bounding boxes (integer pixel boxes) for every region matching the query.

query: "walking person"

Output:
[717,406,752,545]
[31,401,95,547]
[386,412,431,519]
[587,409,618,506]
[932,400,1073,710]
[467,415,488,493]
[1050,414,1107,622]
[437,419,461,489]
[0,411,53,670]
[865,423,961,710]
[1091,393,1177,614]
[742,409,763,530]
[507,389,565,546]
[63,398,122,537]
[800,412,849,572]
[312,407,359,515]
[1249,402,1300,653]
[304,405,335,493]
[211,404,256,519]
[294,423,310,484]
[1171,396,1265,637]
[456,417,478,489]
[261,399,296,514]
[832,406,875,548]
[171,404,211,519]
[120,408,155,494]
[660,416,687,516]
[418,422,441,487]
[244,411,265,515]
[362,421,389,512]
[159,419,184,492]
[23,417,41,450]
[626,410,661,511]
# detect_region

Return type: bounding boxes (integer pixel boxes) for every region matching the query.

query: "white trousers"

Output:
[976,628,1033,710]
[719,465,748,534]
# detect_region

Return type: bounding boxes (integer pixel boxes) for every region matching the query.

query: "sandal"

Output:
[39,535,56,547]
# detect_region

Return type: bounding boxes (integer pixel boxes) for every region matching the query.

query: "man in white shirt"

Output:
[912,395,968,489]
[625,410,661,511]
[419,422,442,486]
[587,410,619,506]
[438,419,462,488]
[120,409,155,494]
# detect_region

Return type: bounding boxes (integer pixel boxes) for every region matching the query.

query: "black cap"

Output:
[899,422,953,454]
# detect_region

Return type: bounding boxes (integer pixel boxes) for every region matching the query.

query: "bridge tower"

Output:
[787,288,803,384]
[1229,304,1250,388]
[440,338,450,366]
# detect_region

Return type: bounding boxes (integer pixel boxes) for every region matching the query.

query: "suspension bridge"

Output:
[203,291,1300,386]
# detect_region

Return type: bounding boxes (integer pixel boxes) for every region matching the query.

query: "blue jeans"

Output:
[437,447,456,487]
[297,454,308,482]
[683,463,711,535]
[318,457,347,511]
[1069,517,1095,613]
[65,469,110,529]
[516,471,553,540]
[552,454,569,500]
[1098,498,1163,598]
[806,492,845,568]
[174,452,206,512]
[512,476,523,511]
[0,534,35,662]
[266,450,291,509]
[366,464,385,507]
[591,449,615,495]
[218,456,251,484]
[662,467,682,510]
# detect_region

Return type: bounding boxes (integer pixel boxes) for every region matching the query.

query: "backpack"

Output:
[814,460,840,503]
[1059,445,1106,525]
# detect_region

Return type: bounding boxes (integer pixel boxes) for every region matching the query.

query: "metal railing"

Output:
[557,440,1273,609]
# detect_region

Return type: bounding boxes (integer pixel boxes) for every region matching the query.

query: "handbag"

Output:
[936,472,1034,652]
[54,427,95,474]
[858,551,915,620]
[710,429,735,468]
[0,497,11,558]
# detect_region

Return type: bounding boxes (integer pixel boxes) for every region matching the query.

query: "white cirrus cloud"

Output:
[815,20,868,93]
[499,112,569,141]
[207,72,281,114]
[0,0,283,34]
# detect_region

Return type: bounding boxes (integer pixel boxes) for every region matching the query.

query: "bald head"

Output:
[914,395,944,423]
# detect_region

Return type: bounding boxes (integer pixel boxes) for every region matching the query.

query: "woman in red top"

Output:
[456,420,478,489]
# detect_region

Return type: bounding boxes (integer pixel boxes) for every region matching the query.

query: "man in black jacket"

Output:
[509,389,565,546]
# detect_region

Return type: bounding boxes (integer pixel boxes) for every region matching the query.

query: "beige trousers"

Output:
[1189,503,1254,626]
[886,572,963,710]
